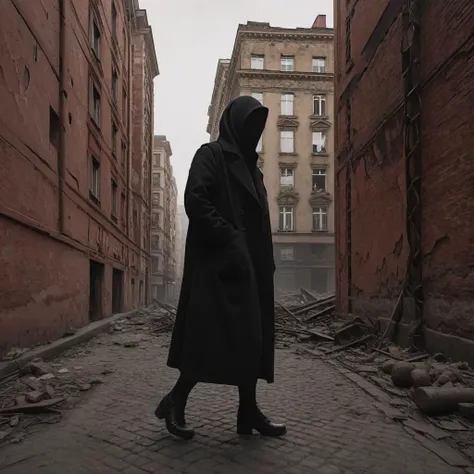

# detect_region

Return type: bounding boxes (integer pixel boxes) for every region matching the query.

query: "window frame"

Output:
[312,57,326,73]
[281,55,295,72]
[279,206,295,231]
[90,82,101,127]
[89,155,100,200]
[91,15,101,60]
[280,93,294,116]
[280,168,294,189]
[312,207,328,232]
[111,178,118,218]
[280,130,295,153]
[312,168,327,191]
[313,94,326,116]
[312,131,328,154]
[250,54,265,70]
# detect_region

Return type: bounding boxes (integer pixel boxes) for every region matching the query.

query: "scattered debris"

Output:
[22,361,52,377]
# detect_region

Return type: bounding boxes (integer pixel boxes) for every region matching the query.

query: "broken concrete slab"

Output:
[25,390,46,403]
[402,419,450,440]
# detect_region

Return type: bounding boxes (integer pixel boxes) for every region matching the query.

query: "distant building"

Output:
[207,16,335,294]
[151,136,178,301]
[175,204,188,289]
[0,0,158,356]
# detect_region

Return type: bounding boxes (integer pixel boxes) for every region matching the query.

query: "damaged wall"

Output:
[334,0,474,345]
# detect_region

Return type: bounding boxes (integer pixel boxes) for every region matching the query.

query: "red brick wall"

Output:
[0,1,155,355]
[335,0,474,340]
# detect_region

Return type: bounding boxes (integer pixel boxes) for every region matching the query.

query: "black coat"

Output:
[167,97,275,385]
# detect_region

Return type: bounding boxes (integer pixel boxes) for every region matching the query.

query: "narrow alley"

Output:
[0,304,470,474]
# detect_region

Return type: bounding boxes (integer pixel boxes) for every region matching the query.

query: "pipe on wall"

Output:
[58,0,67,234]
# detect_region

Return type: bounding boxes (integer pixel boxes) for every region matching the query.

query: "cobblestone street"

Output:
[0,330,469,474]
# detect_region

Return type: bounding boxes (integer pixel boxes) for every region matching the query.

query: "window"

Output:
[122,88,127,119]
[111,179,117,217]
[152,234,160,249]
[89,156,100,199]
[112,2,117,39]
[279,207,294,231]
[112,69,118,104]
[280,247,294,261]
[312,131,327,153]
[280,131,294,153]
[312,57,326,73]
[313,95,326,116]
[152,192,159,206]
[112,122,118,156]
[312,168,326,191]
[281,94,294,116]
[280,168,294,188]
[256,134,263,153]
[251,54,264,70]
[120,192,126,223]
[153,153,161,167]
[312,207,328,231]
[152,257,159,273]
[281,56,294,71]
[252,92,263,105]
[121,141,126,167]
[152,172,160,187]
[151,212,159,228]
[90,84,101,126]
[91,18,101,59]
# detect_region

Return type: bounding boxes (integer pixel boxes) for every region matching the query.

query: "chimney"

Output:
[312,14,327,28]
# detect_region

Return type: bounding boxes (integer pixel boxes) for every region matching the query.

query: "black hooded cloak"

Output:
[167,96,276,385]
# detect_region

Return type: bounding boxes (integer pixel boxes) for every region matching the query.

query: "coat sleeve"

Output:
[184,146,239,247]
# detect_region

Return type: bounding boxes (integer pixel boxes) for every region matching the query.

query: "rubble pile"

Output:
[110,301,176,336]
[0,359,111,446]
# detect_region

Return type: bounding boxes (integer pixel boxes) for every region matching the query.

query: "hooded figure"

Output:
[156,96,286,440]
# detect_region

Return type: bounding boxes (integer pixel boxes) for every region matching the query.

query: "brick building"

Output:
[0,0,158,355]
[334,0,474,360]
[207,17,336,295]
[151,136,178,301]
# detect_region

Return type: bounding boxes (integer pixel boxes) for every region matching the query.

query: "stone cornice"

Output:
[239,30,333,43]
[238,69,334,82]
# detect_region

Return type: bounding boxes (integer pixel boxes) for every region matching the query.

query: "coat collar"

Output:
[219,140,263,209]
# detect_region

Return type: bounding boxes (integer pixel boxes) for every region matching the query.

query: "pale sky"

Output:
[139,0,334,203]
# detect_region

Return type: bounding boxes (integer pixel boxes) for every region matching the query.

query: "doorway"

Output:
[112,268,124,314]
[89,260,104,321]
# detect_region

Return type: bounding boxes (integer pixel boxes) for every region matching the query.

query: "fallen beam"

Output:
[413,387,474,415]
[0,397,65,414]
[304,304,335,323]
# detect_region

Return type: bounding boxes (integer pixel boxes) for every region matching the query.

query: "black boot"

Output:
[155,393,195,440]
[237,382,287,437]
[237,405,287,437]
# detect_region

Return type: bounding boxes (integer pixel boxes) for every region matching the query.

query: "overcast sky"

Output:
[139,0,334,202]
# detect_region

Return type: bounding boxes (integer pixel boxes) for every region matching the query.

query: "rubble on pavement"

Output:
[276,289,474,464]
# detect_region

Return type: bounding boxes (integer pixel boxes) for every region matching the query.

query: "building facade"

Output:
[334,0,474,360]
[0,0,158,356]
[207,16,335,294]
[151,136,178,301]
[175,204,188,290]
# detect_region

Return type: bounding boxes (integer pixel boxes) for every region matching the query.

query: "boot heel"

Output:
[155,401,165,420]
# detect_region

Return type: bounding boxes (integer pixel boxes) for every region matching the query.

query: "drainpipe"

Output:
[58,0,67,234]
